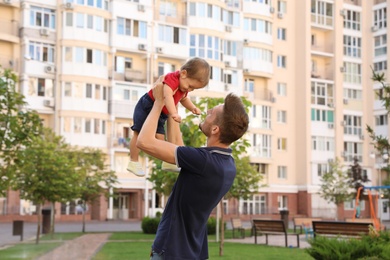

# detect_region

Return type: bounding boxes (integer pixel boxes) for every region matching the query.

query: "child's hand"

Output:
[171,113,182,123]
[191,107,201,115]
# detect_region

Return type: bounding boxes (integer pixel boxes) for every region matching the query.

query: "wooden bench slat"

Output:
[252,219,300,248]
[312,221,371,238]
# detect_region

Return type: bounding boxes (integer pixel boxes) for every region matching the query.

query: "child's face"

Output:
[179,70,204,92]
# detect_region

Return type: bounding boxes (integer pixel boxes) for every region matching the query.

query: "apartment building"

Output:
[0,0,389,222]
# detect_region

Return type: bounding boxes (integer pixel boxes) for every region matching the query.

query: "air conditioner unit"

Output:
[328,158,334,163]
[224,84,229,91]
[327,103,334,108]
[270,97,276,103]
[243,39,248,44]
[225,25,232,32]
[277,12,284,19]
[270,7,275,13]
[156,47,163,53]
[65,2,73,9]
[43,99,54,107]
[343,98,349,104]
[137,4,145,12]
[359,135,364,140]
[340,9,346,17]
[3,0,11,4]
[224,61,231,67]
[371,25,378,32]
[40,28,49,36]
[138,44,147,51]
[328,123,334,129]
[340,67,346,73]
[45,65,55,74]
[243,68,250,73]
[341,121,346,127]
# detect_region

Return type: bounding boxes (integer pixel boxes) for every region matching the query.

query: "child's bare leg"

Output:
[129,131,140,161]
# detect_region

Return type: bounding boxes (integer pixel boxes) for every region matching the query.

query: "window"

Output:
[343,62,361,84]
[312,136,334,151]
[29,42,55,62]
[74,117,82,133]
[375,114,388,126]
[277,82,287,96]
[63,117,71,133]
[344,115,362,136]
[86,84,92,98]
[160,0,177,17]
[65,47,72,62]
[317,163,329,177]
[76,13,84,28]
[190,34,221,60]
[243,47,272,63]
[85,119,91,133]
[124,89,130,100]
[242,195,266,215]
[311,81,334,106]
[277,138,287,151]
[343,141,363,162]
[94,119,100,134]
[29,6,56,29]
[277,28,286,40]
[66,13,73,26]
[252,133,271,158]
[374,60,387,72]
[224,40,237,56]
[374,34,387,57]
[277,110,287,123]
[343,35,361,58]
[159,25,187,45]
[311,109,334,122]
[373,7,387,30]
[243,18,272,35]
[311,0,333,27]
[277,195,287,209]
[343,10,361,31]
[37,78,45,96]
[252,163,267,174]
[343,88,362,100]
[95,85,100,99]
[64,82,72,97]
[277,166,287,179]
[344,200,365,210]
[244,79,254,93]
[277,1,287,14]
[102,120,106,134]
[117,18,147,38]
[86,49,93,63]
[277,55,286,68]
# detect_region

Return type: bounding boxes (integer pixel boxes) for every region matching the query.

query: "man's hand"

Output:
[152,75,165,102]
[171,113,182,123]
[191,107,201,115]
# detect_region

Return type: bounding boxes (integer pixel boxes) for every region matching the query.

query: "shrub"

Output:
[141,217,161,234]
[207,217,226,235]
[305,232,390,260]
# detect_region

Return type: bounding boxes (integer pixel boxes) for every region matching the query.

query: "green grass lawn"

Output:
[0,231,314,260]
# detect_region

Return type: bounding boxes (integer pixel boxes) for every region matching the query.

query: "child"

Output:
[127,57,210,176]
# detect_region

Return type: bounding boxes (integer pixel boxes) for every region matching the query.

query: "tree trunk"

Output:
[82,202,86,233]
[219,200,224,256]
[35,204,41,244]
[50,202,55,238]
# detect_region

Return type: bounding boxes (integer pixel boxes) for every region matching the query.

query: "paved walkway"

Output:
[36,233,110,260]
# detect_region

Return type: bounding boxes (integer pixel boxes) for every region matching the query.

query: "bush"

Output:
[207,217,226,235]
[141,217,161,234]
[305,232,390,260]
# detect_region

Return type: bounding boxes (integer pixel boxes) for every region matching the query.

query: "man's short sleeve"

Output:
[176,146,206,174]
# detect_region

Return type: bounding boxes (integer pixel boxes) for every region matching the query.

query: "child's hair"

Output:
[181,57,210,86]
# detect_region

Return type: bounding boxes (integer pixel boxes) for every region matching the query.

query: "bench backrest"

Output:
[231,218,242,228]
[252,219,286,233]
[312,221,371,237]
[294,217,322,226]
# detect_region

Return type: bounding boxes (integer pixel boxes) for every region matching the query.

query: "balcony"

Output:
[344,0,361,6]
[111,69,146,83]
[0,18,19,43]
[154,7,187,25]
[311,13,333,29]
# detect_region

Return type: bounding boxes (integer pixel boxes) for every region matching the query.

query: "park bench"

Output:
[312,221,372,238]
[231,218,246,238]
[345,218,374,224]
[293,217,322,234]
[252,219,300,248]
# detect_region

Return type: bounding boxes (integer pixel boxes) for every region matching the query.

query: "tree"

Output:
[0,68,42,196]
[319,158,354,220]
[72,147,118,232]
[12,128,82,244]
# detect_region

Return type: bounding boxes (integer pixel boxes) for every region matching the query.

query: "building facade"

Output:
[0,0,389,222]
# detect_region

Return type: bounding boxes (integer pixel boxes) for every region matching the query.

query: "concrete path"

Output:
[36,233,110,260]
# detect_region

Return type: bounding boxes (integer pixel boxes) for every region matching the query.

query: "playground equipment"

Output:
[353,185,390,231]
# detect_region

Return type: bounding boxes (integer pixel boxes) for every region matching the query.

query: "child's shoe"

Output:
[127,161,144,177]
[161,162,181,172]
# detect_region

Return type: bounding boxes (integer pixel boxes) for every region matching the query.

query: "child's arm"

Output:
[180,97,201,115]
[164,84,181,122]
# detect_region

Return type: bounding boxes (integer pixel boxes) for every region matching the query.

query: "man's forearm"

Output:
[138,99,164,145]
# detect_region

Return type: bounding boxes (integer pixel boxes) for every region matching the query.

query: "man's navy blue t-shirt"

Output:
[151,146,236,260]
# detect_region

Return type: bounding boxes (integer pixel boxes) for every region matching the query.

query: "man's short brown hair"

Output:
[218,93,249,144]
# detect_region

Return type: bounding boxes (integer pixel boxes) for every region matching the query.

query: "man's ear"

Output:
[211,125,220,135]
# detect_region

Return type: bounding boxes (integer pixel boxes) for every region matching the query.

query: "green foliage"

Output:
[207,217,226,235]
[305,232,390,260]
[320,157,354,219]
[0,68,43,196]
[141,216,161,234]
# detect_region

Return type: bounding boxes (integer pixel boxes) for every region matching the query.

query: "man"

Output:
[137,78,249,260]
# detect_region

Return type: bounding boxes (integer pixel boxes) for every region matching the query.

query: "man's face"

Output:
[199,104,223,136]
